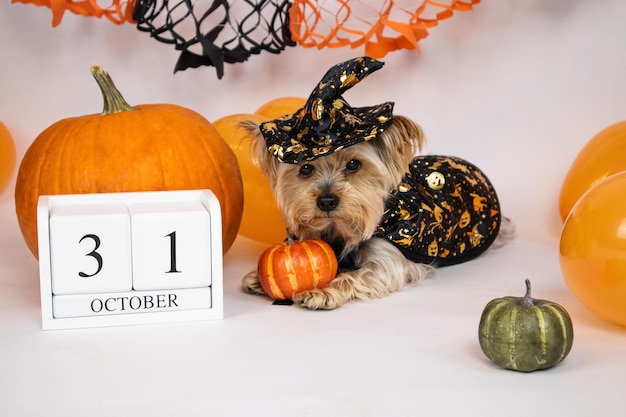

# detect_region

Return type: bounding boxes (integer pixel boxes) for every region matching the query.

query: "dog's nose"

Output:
[317,194,339,212]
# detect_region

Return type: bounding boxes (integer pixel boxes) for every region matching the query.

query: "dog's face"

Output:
[270,142,396,258]
[243,115,425,259]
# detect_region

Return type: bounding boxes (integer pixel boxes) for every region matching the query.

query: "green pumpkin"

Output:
[478,279,574,372]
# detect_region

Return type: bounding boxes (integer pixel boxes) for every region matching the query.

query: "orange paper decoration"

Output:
[289,0,480,58]
[11,0,136,27]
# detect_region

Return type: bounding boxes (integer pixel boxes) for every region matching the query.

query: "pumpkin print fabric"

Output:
[374,155,501,266]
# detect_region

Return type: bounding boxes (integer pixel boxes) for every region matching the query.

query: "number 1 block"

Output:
[128,201,213,291]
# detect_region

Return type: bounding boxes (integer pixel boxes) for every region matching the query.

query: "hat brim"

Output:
[261,100,394,164]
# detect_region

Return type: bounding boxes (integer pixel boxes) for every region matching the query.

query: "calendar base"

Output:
[53,287,212,318]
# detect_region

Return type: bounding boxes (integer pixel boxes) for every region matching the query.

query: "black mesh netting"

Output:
[133,0,296,78]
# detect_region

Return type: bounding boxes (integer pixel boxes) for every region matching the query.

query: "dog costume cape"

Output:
[260,57,502,266]
[373,155,501,266]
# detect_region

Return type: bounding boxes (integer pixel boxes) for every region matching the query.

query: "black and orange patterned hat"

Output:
[259,56,394,164]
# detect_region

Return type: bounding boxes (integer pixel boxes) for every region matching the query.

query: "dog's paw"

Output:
[292,288,344,310]
[242,270,266,296]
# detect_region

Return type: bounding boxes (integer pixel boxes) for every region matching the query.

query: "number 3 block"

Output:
[49,204,133,295]
[37,190,223,330]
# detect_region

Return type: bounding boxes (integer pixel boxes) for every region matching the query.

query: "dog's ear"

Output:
[238,119,279,186]
[370,115,425,175]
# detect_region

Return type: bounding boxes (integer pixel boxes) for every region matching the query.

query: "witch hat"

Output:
[259,56,394,164]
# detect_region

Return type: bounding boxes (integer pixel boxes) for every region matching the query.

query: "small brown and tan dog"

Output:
[241,57,513,310]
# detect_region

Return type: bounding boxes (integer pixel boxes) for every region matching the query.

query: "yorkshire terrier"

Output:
[241,57,512,310]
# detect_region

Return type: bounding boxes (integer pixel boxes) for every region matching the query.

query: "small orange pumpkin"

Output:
[15,65,243,258]
[0,121,16,192]
[257,237,338,300]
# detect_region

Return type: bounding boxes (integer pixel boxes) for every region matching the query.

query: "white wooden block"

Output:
[128,200,212,291]
[37,190,224,330]
[52,287,211,318]
[49,204,132,295]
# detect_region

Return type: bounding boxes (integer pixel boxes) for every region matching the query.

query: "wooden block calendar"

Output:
[37,189,224,330]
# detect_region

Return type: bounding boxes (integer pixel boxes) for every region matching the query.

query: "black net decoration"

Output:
[134,0,296,78]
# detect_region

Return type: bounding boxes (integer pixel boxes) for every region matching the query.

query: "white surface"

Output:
[1,1,626,416]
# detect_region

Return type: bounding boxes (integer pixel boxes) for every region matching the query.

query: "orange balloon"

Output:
[213,113,287,244]
[560,171,626,326]
[0,121,16,192]
[559,121,626,222]
[254,97,306,119]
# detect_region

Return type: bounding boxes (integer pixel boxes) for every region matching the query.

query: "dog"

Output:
[240,57,512,310]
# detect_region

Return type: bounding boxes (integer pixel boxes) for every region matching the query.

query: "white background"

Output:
[1,1,626,416]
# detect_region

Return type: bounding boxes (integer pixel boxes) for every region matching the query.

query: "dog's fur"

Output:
[241,115,511,310]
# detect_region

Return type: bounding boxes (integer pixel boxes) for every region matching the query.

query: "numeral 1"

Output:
[165,231,181,273]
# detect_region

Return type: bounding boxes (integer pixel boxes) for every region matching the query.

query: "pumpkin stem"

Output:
[90,65,136,115]
[522,279,534,307]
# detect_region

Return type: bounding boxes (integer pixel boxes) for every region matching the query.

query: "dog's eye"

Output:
[299,164,315,177]
[345,159,361,173]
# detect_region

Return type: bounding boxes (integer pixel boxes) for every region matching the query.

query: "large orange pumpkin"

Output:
[0,121,16,192]
[15,65,243,258]
[213,96,305,244]
[214,113,287,244]
[257,237,338,300]
[254,96,307,119]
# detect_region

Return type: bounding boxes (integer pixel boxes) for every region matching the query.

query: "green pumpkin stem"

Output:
[90,65,136,115]
[522,279,534,307]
